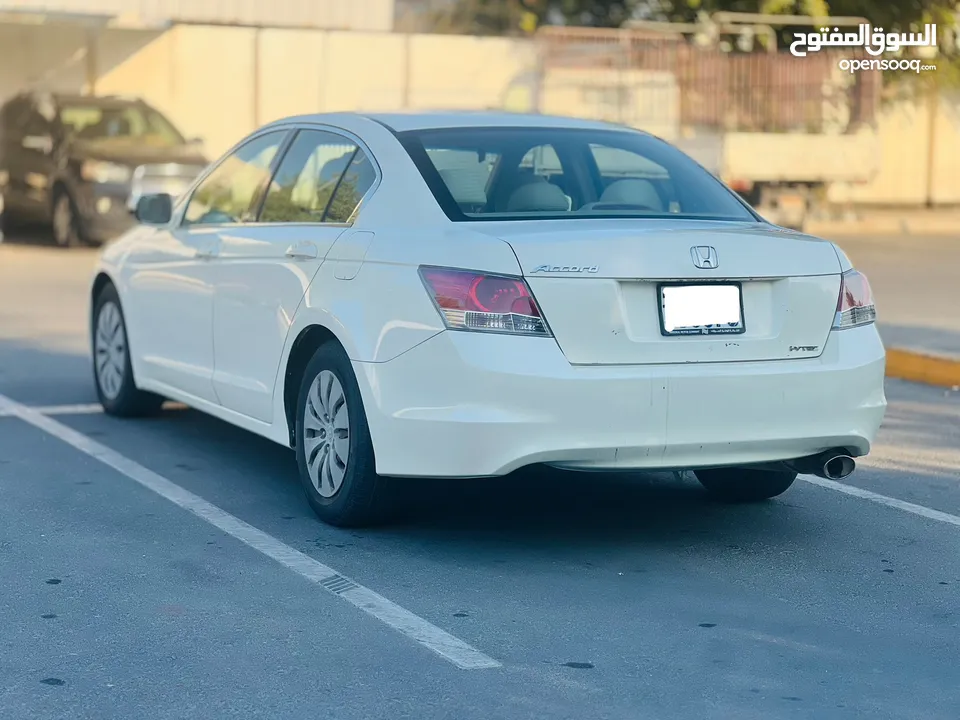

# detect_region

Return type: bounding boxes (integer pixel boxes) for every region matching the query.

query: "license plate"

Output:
[658,283,745,336]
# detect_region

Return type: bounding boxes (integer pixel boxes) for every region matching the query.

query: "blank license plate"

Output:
[659,283,745,336]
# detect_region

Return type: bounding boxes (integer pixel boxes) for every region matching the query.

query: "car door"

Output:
[122,129,290,404]
[209,127,378,423]
[2,98,56,222]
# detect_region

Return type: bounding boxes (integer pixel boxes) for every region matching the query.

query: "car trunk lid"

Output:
[478,219,843,366]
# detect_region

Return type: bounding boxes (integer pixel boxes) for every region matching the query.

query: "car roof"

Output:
[364,111,636,133]
[264,110,639,134]
[21,91,145,105]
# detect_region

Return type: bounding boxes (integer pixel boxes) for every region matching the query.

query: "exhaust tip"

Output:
[823,454,856,480]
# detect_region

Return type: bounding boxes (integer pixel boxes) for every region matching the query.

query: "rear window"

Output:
[397,127,756,223]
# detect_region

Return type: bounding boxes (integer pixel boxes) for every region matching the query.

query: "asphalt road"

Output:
[1,238,959,720]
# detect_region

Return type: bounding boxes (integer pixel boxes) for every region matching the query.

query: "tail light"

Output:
[833,269,877,329]
[419,266,552,337]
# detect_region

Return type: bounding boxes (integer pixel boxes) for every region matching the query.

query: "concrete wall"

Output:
[95,26,536,157]
[0,0,396,31]
[842,90,960,206]
[10,22,955,206]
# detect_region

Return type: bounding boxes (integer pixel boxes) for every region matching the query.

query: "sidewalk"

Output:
[827,231,960,388]
[806,208,960,238]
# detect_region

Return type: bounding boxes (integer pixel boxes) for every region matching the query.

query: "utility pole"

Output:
[925,69,939,208]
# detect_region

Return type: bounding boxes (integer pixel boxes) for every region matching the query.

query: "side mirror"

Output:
[135,193,173,225]
[22,135,53,154]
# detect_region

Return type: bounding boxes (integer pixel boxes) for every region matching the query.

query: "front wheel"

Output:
[52,189,86,248]
[295,343,395,527]
[694,468,797,503]
[92,284,164,417]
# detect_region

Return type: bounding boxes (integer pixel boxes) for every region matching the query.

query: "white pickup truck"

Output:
[673,129,880,229]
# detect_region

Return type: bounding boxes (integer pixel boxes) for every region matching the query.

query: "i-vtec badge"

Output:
[530,265,599,274]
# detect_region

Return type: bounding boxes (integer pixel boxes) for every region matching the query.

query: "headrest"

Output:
[506,181,570,212]
[600,179,664,211]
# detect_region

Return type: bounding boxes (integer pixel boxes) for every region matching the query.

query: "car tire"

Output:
[694,468,797,503]
[295,342,395,528]
[52,188,86,248]
[92,283,165,417]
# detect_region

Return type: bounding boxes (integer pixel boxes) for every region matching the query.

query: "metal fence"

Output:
[534,27,881,135]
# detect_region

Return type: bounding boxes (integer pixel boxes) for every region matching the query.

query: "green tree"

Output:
[433,0,646,34]
[440,0,958,83]
[440,0,957,45]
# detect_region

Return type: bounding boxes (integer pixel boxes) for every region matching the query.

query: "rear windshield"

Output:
[397,126,757,223]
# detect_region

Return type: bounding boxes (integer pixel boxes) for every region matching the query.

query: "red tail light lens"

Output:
[833,269,877,329]
[419,266,552,336]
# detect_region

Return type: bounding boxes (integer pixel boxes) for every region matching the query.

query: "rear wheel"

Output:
[295,342,395,527]
[694,468,797,503]
[92,283,164,417]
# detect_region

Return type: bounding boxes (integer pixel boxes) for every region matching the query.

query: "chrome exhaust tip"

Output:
[784,449,857,480]
[822,454,856,480]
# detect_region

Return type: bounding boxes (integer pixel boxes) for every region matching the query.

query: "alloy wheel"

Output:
[303,370,351,498]
[94,300,126,400]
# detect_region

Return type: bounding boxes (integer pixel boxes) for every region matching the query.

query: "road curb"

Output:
[886,348,960,389]
[805,215,960,237]
[806,219,906,236]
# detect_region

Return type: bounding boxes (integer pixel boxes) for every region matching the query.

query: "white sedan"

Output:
[89,111,887,527]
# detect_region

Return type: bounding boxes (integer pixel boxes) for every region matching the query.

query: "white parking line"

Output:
[801,475,960,528]
[0,392,501,671]
[18,403,104,416]
[0,402,192,417]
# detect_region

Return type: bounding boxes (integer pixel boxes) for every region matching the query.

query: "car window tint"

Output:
[403,127,755,222]
[324,149,375,223]
[259,130,359,223]
[183,131,286,226]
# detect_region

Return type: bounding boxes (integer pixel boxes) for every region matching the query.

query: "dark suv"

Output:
[0,92,208,246]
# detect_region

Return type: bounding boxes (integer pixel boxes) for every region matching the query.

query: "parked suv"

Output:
[0,92,208,246]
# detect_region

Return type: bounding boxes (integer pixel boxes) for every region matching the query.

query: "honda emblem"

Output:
[690,246,719,269]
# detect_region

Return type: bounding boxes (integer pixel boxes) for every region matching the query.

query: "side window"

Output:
[589,144,679,213]
[20,106,50,138]
[1,98,23,127]
[183,130,287,226]
[259,129,365,223]
[0,100,20,141]
[325,149,376,223]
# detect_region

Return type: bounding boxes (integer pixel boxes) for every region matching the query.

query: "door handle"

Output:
[285,242,318,260]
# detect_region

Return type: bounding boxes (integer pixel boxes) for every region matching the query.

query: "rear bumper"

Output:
[353,325,887,478]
